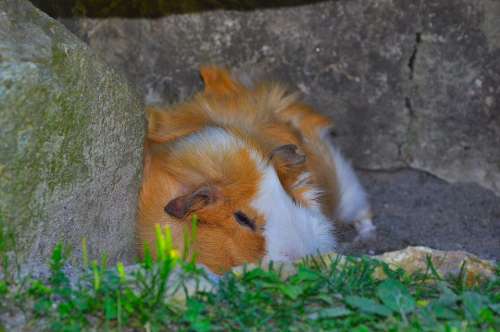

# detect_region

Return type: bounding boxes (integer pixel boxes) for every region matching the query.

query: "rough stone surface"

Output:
[0,0,144,264]
[403,0,500,197]
[61,0,500,197]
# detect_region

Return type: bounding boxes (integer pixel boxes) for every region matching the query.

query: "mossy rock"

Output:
[0,0,144,264]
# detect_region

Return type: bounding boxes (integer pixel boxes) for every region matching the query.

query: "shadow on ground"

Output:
[338,168,500,261]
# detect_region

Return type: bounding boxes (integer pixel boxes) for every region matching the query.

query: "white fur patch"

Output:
[252,166,336,262]
[178,127,243,152]
[331,145,370,221]
[354,218,376,241]
[323,137,375,237]
[291,172,322,210]
[177,127,268,171]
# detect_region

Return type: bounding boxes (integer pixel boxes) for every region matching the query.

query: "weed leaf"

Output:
[345,296,392,317]
[278,284,303,300]
[489,303,500,314]
[462,291,488,320]
[429,302,460,320]
[104,297,117,320]
[437,282,458,306]
[293,266,320,282]
[376,279,416,314]
[313,306,352,319]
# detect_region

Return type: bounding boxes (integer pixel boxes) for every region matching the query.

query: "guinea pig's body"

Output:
[138,67,374,273]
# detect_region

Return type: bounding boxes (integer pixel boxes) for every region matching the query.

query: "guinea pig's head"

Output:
[140,127,336,274]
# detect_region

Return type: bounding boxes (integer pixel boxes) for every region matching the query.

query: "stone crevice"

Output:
[399,31,423,164]
[404,96,415,119]
[407,32,422,81]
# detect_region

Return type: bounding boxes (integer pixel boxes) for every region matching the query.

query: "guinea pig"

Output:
[137,66,375,274]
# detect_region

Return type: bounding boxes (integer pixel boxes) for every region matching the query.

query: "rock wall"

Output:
[64,0,500,196]
[0,0,144,264]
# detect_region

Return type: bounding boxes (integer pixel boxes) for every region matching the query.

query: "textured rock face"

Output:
[0,0,144,264]
[63,0,500,196]
[404,1,500,197]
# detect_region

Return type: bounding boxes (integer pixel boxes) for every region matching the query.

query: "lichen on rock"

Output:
[0,0,144,265]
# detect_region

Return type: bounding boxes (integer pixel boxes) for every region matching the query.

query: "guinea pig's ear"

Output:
[164,186,218,219]
[200,65,246,97]
[269,144,306,167]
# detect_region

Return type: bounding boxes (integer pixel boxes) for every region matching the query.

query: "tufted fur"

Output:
[137,66,374,273]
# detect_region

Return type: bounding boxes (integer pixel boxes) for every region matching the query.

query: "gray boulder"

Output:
[0,0,144,264]
[65,0,500,196]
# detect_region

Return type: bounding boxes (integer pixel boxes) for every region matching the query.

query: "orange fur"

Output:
[138,136,266,273]
[277,102,334,140]
[200,66,246,97]
[145,104,209,144]
[138,66,346,273]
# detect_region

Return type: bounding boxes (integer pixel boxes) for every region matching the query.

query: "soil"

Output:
[337,168,500,262]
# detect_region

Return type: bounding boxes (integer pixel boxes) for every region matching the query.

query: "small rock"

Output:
[374,246,496,284]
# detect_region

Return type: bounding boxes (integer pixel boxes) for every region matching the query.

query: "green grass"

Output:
[0,221,499,331]
[192,257,500,332]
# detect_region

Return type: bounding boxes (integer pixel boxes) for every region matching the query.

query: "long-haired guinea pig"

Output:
[137,66,375,274]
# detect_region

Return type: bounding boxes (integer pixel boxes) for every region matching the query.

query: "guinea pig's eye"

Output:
[233,211,256,231]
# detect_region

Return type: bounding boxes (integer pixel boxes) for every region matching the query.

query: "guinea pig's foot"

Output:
[353,218,377,242]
